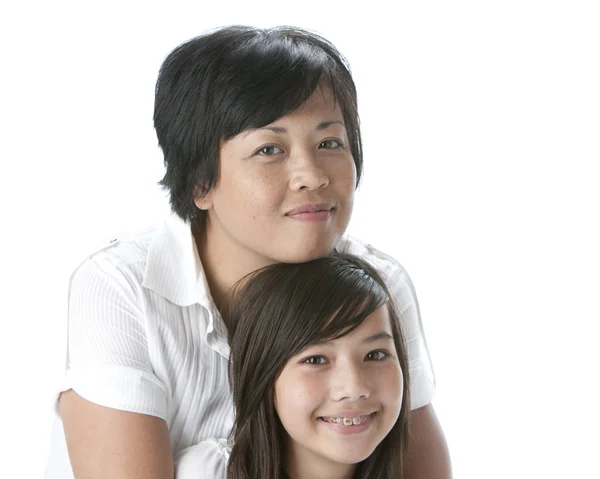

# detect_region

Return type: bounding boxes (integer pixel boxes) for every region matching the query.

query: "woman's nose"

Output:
[288,151,329,191]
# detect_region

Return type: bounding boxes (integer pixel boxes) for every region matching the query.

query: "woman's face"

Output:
[195,86,356,269]
[274,305,404,478]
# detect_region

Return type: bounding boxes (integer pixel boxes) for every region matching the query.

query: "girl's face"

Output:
[195,86,356,269]
[274,305,404,478]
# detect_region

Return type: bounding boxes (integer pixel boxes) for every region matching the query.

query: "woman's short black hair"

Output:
[154,25,363,223]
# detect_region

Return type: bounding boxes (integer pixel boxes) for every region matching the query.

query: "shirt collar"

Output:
[142,213,214,307]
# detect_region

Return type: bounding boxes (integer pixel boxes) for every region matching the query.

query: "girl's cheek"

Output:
[383,366,404,402]
[292,371,321,394]
[290,372,327,405]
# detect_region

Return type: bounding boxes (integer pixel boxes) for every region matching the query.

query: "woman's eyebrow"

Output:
[257,125,286,134]
[256,120,345,135]
[315,120,345,131]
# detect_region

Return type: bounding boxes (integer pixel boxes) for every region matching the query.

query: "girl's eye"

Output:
[302,356,327,365]
[365,350,389,361]
[319,139,344,149]
[255,145,284,156]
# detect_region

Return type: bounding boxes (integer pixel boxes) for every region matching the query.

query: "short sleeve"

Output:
[337,237,436,409]
[174,438,231,479]
[384,258,436,409]
[57,256,168,419]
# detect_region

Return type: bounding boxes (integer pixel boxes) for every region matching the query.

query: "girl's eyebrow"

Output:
[363,332,394,343]
[311,331,393,347]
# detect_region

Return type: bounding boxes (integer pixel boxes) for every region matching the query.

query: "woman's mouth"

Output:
[285,203,335,222]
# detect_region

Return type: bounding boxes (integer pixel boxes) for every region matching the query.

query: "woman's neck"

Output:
[194,217,276,314]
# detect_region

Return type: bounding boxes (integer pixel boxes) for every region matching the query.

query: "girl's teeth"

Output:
[322,414,371,425]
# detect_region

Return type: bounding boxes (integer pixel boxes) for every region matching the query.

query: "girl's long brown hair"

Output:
[224,252,411,478]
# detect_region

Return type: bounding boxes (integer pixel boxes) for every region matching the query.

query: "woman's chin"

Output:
[276,243,338,264]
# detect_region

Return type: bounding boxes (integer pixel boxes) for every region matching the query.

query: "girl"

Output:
[175,252,410,478]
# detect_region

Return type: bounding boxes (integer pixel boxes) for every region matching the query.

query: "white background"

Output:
[1,1,599,477]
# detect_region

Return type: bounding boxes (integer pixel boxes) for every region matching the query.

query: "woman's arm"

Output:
[60,390,174,479]
[404,404,452,479]
[59,254,174,478]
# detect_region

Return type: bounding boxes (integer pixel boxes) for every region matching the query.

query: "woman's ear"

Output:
[193,186,213,210]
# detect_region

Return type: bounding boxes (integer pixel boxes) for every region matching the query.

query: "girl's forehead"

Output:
[310,305,394,349]
[338,306,392,340]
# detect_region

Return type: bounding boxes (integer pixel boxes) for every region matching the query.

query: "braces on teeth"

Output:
[322,414,371,426]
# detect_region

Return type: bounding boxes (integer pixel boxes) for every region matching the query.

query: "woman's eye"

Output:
[303,356,327,365]
[319,139,343,149]
[365,350,388,361]
[255,145,283,156]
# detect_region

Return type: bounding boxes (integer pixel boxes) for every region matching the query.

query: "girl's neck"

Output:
[287,470,354,479]
[284,445,356,479]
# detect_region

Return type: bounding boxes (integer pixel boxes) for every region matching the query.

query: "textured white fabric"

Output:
[43,213,435,478]
[174,439,231,479]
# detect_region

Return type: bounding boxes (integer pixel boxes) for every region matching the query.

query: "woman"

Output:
[176,253,411,478]
[45,25,449,478]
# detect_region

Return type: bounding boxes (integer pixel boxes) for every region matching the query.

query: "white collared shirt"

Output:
[43,214,435,478]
